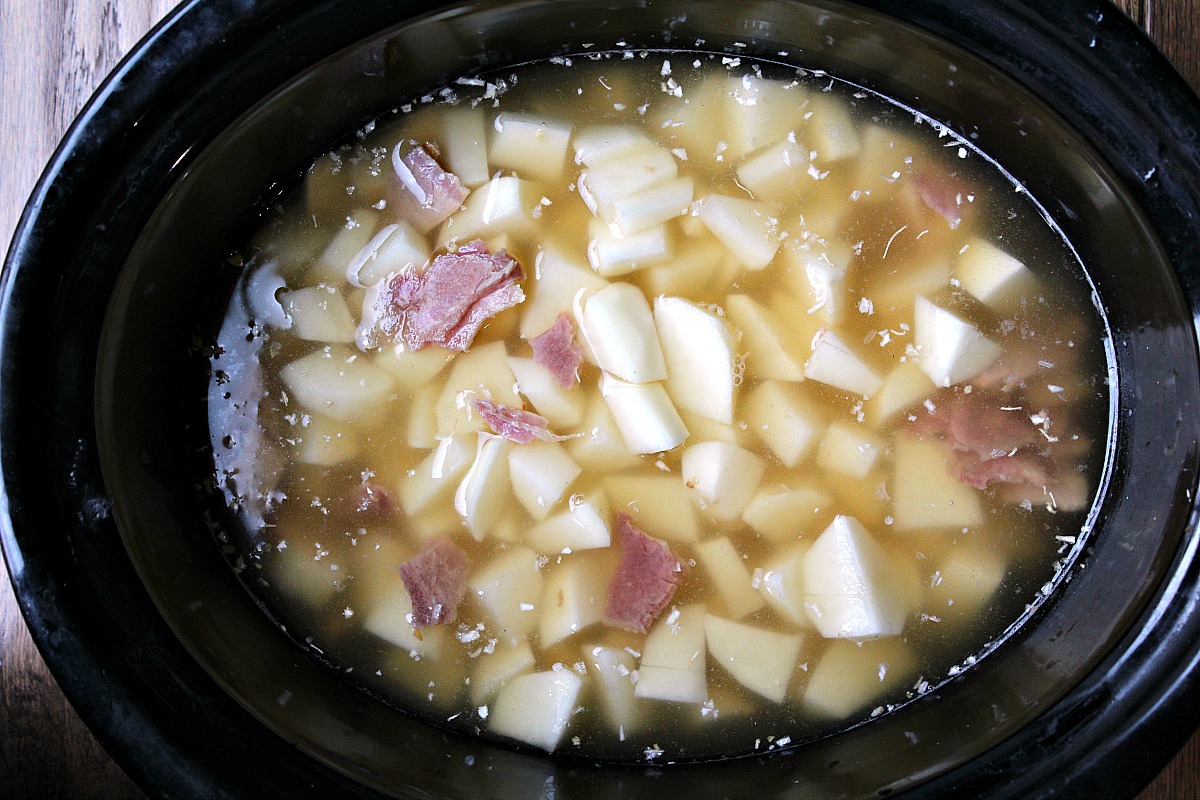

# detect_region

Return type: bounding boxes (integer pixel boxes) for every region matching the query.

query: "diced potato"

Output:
[721,75,809,159]
[695,537,766,619]
[347,220,429,287]
[704,614,804,702]
[654,296,737,424]
[635,604,708,703]
[406,382,440,449]
[440,106,491,188]
[438,176,540,246]
[817,421,884,479]
[435,340,521,434]
[781,237,852,325]
[581,644,641,734]
[284,286,357,344]
[362,580,447,659]
[679,410,746,448]
[681,441,765,522]
[956,237,1037,311]
[580,147,678,218]
[851,124,921,198]
[467,545,543,642]
[264,541,344,609]
[454,433,516,540]
[525,493,611,553]
[599,374,688,455]
[489,668,583,752]
[804,329,884,398]
[576,283,667,384]
[587,219,673,277]
[742,381,824,467]
[640,239,724,299]
[696,194,782,271]
[489,112,572,182]
[573,125,654,168]
[567,392,643,471]
[736,137,815,203]
[280,347,397,423]
[289,413,360,466]
[742,484,832,543]
[802,515,913,639]
[806,94,862,164]
[913,296,1003,387]
[892,434,984,531]
[520,247,608,341]
[471,641,536,705]
[508,356,585,428]
[610,177,694,236]
[724,294,807,381]
[866,363,936,427]
[404,506,462,546]
[507,441,582,520]
[603,473,700,544]
[397,435,475,514]
[312,208,378,285]
[373,342,454,392]
[538,553,613,646]
[870,255,951,316]
[759,543,814,628]
[928,545,1007,621]
[803,638,917,719]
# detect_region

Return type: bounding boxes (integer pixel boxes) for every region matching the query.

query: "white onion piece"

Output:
[345,223,400,288]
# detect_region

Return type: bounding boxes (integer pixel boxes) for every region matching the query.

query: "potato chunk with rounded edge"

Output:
[489,669,583,752]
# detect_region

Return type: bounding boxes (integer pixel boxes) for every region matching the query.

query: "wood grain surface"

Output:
[1,0,1198,797]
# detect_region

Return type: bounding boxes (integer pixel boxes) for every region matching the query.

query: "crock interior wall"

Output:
[85,0,1197,797]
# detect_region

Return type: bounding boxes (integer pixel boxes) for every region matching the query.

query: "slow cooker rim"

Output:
[3,0,1200,797]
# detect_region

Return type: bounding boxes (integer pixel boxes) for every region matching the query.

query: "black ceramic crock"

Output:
[4,0,1200,797]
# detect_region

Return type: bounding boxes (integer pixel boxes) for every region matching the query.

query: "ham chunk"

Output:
[471,397,566,444]
[365,241,525,352]
[952,450,1050,490]
[398,539,470,627]
[914,170,968,228]
[391,143,469,232]
[342,482,397,518]
[530,313,583,388]
[913,391,1037,460]
[604,514,684,634]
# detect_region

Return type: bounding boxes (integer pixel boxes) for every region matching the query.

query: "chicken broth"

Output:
[207,51,1110,761]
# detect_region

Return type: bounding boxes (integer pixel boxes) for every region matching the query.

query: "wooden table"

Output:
[2,0,1199,797]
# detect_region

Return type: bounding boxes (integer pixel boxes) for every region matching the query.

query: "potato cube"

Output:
[928,545,1007,621]
[870,256,951,316]
[817,421,884,479]
[437,176,539,247]
[696,537,766,619]
[803,638,916,719]
[372,342,453,392]
[525,493,611,554]
[312,208,379,285]
[681,441,765,522]
[507,356,584,429]
[736,137,815,203]
[804,330,884,398]
[489,112,572,182]
[439,106,490,188]
[806,94,862,164]
[406,382,439,449]
[471,641,536,705]
[289,413,360,466]
[599,374,688,455]
[280,347,397,424]
[567,391,644,471]
[956,237,1037,312]
[489,668,583,751]
[604,473,700,544]
[635,604,708,703]
[507,441,582,520]
[913,296,1002,387]
[573,125,653,167]
[347,220,429,287]
[781,236,852,326]
[467,545,543,643]
[587,219,673,277]
[581,644,641,733]
[802,515,912,638]
[891,434,985,531]
[398,434,475,515]
[866,363,936,427]
[362,580,447,659]
[742,484,832,543]
[435,340,521,434]
[576,283,667,384]
[654,296,737,424]
[758,543,814,628]
[454,433,515,540]
[538,553,613,646]
[285,286,357,344]
[639,239,724,299]
[610,177,694,236]
[742,380,824,467]
[581,147,678,218]
[519,247,608,340]
[697,193,783,271]
[724,294,807,381]
[704,615,804,702]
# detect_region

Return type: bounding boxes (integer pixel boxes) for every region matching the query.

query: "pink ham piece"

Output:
[470,397,569,445]
[530,313,584,388]
[951,450,1051,490]
[342,482,397,518]
[391,143,469,232]
[367,240,525,352]
[914,170,968,229]
[604,514,684,634]
[398,539,470,628]
[912,391,1038,460]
